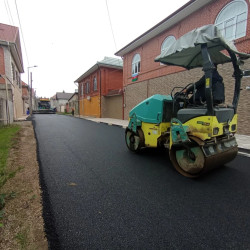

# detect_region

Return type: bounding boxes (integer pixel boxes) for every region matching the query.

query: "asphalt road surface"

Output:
[33,114,250,250]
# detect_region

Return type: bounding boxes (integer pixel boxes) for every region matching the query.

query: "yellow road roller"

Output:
[125,25,250,178]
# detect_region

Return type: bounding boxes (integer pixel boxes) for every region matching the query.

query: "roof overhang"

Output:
[10,43,24,73]
[0,40,24,73]
[115,0,214,57]
[74,62,123,83]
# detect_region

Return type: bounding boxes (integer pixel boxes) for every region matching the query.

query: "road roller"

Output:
[125,25,250,178]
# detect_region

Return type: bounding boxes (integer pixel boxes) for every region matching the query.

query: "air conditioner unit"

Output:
[87,96,91,101]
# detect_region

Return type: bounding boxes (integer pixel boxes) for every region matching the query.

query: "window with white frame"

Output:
[18,75,21,88]
[132,54,141,75]
[86,82,90,94]
[16,71,18,85]
[215,0,248,41]
[160,36,176,65]
[93,76,97,91]
[161,36,176,54]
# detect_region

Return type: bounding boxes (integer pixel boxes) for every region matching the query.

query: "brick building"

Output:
[115,0,250,135]
[66,92,78,114]
[75,57,123,119]
[0,23,24,124]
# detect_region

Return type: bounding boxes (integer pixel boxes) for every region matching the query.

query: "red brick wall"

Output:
[0,47,5,84]
[78,67,123,99]
[123,0,250,86]
[100,67,123,96]
[22,86,29,97]
[78,70,99,100]
[78,66,123,117]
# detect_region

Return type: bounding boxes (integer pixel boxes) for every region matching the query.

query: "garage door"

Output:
[102,95,123,119]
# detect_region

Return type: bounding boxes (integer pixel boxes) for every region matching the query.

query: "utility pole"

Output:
[27,65,37,115]
[30,72,33,115]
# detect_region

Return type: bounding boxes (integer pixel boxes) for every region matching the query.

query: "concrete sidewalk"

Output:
[78,115,250,152]
[79,116,128,128]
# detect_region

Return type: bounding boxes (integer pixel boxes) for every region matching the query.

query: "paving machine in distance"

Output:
[33,98,56,114]
[125,25,250,178]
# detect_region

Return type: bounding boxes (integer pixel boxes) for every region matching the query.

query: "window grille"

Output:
[215,0,248,41]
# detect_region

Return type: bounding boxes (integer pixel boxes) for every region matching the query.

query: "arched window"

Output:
[161,36,176,53]
[132,54,141,75]
[215,0,248,41]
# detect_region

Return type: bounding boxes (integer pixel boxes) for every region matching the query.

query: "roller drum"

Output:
[169,136,238,178]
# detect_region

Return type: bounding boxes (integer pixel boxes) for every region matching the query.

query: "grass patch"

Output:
[0,122,48,249]
[57,112,72,116]
[0,125,21,189]
[15,229,28,249]
[0,125,21,226]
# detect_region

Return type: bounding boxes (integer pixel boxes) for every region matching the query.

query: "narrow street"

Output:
[33,114,250,250]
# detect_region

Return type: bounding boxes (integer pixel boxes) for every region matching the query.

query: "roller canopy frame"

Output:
[155,24,250,113]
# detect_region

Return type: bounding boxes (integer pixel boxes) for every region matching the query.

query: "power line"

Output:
[105,0,117,51]
[14,0,30,66]
[4,0,14,25]
[4,0,16,43]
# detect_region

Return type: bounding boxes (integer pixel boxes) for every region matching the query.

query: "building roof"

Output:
[115,0,213,57]
[50,94,56,100]
[0,23,24,73]
[56,92,74,100]
[74,57,123,83]
[21,81,28,87]
[98,57,123,67]
[0,23,18,42]
[68,92,78,102]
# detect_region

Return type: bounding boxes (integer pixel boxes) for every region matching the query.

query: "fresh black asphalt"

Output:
[33,114,250,250]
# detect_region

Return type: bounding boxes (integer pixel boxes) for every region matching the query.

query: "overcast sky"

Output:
[0,0,189,98]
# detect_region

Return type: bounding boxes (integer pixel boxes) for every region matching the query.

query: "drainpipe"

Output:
[5,76,10,125]
[122,87,124,120]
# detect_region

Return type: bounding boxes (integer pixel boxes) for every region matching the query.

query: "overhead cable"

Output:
[105,0,117,51]
[14,0,30,66]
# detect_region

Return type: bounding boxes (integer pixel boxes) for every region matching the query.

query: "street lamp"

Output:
[27,65,37,114]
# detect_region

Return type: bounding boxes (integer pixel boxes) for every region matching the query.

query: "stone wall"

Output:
[0,84,13,125]
[124,60,250,135]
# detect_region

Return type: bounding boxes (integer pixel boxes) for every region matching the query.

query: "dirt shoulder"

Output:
[0,121,48,250]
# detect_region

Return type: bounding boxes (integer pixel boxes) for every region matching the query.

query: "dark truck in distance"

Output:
[33,98,56,114]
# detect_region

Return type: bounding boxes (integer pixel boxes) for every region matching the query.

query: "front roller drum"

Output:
[169,144,238,178]
[125,128,144,153]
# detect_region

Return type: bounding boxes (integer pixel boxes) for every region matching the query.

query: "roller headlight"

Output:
[213,127,219,135]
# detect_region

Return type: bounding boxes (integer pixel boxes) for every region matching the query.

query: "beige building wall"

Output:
[13,86,23,119]
[3,46,23,120]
